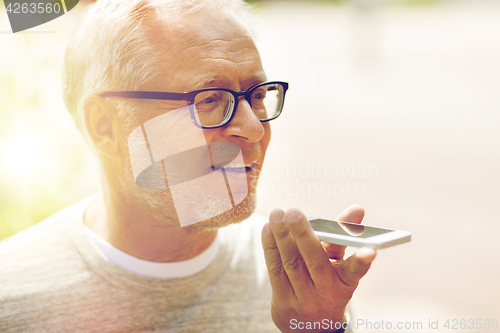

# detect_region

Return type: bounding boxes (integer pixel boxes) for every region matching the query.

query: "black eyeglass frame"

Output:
[99,81,289,129]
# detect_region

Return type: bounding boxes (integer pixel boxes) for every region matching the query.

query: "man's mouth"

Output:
[212,162,256,173]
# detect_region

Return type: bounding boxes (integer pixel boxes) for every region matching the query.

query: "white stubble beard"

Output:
[119,150,258,232]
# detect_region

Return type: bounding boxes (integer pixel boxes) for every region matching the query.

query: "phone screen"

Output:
[309,219,394,238]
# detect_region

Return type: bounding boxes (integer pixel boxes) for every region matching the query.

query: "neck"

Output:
[84,192,218,262]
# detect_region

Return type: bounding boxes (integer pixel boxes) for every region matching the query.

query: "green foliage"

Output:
[0,18,98,241]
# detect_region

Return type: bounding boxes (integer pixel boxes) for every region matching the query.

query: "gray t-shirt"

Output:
[0,197,279,332]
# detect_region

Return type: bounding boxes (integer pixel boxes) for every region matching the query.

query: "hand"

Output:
[261,205,376,333]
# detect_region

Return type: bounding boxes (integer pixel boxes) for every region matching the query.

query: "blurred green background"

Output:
[0,2,99,241]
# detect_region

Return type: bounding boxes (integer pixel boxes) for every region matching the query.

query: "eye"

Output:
[200,94,220,104]
[252,88,267,100]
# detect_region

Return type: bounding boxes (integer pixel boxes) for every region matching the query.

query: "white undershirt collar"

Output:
[84,226,220,279]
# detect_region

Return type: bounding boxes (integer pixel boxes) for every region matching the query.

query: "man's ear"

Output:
[83,96,121,157]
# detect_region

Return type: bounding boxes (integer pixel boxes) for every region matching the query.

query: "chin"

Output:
[181,193,257,232]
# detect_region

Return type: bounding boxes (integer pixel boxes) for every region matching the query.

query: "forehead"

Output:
[145,8,266,92]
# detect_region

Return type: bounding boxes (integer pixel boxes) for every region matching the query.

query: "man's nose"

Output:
[224,97,265,142]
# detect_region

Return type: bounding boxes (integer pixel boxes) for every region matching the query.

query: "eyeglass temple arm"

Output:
[99,91,187,100]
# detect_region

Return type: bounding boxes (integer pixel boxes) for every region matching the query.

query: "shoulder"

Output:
[0,196,96,330]
[0,196,93,297]
[0,196,92,257]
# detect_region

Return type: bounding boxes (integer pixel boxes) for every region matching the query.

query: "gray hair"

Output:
[62,0,255,138]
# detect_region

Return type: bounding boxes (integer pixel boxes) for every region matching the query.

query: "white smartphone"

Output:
[308,217,411,249]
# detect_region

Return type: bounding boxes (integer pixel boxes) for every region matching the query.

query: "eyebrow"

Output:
[194,76,229,89]
[193,74,268,91]
[244,74,268,89]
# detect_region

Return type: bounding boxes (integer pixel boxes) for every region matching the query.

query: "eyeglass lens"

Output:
[193,83,283,127]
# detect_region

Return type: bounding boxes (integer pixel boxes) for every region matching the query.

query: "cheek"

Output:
[201,128,219,145]
[114,126,134,174]
[260,123,272,156]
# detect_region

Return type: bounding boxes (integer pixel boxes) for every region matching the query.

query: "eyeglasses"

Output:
[99,81,289,129]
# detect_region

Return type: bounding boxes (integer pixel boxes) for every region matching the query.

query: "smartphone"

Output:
[308,217,411,249]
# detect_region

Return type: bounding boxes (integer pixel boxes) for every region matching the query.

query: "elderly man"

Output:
[0,0,376,332]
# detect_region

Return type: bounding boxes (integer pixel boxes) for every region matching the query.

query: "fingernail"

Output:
[286,210,301,223]
[270,209,284,223]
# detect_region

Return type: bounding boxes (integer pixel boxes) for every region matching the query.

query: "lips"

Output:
[225,162,252,169]
[212,162,256,173]
[208,142,258,173]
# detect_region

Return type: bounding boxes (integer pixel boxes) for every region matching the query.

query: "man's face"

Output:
[115,9,270,230]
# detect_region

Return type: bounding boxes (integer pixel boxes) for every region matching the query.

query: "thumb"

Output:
[337,247,376,287]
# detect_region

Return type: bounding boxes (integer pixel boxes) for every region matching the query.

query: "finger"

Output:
[261,221,293,298]
[321,241,344,261]
[269,208,313,297]
[324,204,366,260]
[285,208,333,289]
[336,247,376,287]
